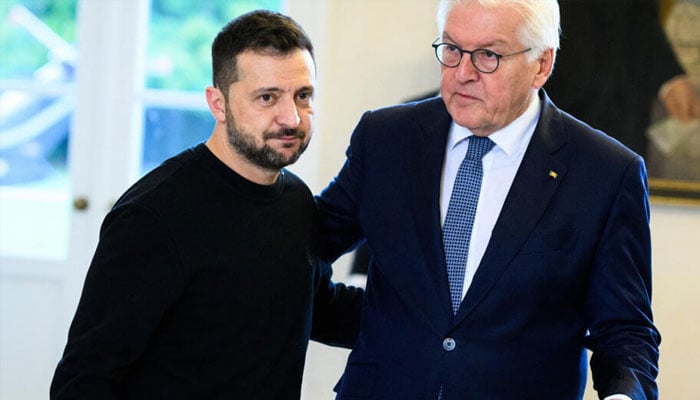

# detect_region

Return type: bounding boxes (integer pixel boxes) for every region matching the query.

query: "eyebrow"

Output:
[252,85,315,96]
[297,85,315,94]
[253,87,283,95]
[442,32,508,49]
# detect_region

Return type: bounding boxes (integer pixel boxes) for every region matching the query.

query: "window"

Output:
[0,1,76,186]
[0,0,281,259]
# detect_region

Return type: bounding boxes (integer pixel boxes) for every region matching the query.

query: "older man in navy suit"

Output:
[316,0,660,399]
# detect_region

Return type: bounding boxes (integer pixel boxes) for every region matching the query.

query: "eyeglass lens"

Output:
[436,44,499,73]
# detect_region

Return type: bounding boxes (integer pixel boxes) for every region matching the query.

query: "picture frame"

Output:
[649,178,700,206]
[647,0,700,206]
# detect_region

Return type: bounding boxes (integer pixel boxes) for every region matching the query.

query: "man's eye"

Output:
[260,94,274,102]
[483,50,497,58]
[298,92,313,101]
[446,44,459,53]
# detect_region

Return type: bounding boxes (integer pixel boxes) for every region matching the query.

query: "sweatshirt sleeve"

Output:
[50,204,187,399]
[310,260,364,349]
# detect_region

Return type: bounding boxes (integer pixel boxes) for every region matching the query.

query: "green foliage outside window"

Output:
[147,0,281,91]
[0,0,281,89]
[0,0,77,79]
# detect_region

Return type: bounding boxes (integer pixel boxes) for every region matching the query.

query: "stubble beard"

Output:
[225,107,309,171]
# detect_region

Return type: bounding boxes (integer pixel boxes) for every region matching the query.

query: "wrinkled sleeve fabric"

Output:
[310,260,364,348]
[50,204,186,399]
[315,111,372,262]
[311,113,371,350]
[585,157,660,400]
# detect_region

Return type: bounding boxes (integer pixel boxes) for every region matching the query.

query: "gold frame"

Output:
[649,178,700,206]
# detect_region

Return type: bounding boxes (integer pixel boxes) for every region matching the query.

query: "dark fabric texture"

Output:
[51,143,362,400]
[316,92,659,399]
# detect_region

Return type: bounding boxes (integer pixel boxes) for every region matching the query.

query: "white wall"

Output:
[290,1,700,399]
[288,0,442,194]
[648,203,700,400]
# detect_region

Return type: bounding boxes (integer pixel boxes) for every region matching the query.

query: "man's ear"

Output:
[206,86,227,123]
[532,48,555,89]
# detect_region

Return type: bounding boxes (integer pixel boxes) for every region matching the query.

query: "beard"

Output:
[225,107,309,171]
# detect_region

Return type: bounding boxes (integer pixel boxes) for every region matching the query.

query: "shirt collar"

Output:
[447,93,541,159]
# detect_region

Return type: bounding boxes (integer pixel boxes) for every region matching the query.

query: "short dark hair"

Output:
[211,10,314,93]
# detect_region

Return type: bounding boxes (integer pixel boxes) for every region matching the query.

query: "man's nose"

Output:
[454,56,479,82]
[276,99,301,128]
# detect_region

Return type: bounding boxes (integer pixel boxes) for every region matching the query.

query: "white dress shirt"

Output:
[440,94,539,299]
[438,94,633,400]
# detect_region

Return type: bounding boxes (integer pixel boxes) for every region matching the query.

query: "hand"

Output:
[660,75,700,122]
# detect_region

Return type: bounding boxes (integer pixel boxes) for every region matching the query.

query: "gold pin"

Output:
[548,170,558,179]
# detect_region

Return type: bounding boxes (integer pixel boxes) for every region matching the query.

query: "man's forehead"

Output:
[235,50,315,86]
[443,4,521,46]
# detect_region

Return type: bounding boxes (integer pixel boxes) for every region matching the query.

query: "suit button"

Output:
[442,337,456,351]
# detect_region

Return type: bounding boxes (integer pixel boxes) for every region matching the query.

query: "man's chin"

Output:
[259,150,301,170]
[275,142,308,160]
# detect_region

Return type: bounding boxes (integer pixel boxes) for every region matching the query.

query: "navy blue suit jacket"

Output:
[316,91,660,399]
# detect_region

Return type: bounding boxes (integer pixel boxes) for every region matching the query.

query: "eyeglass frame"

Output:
[431,39,532,73]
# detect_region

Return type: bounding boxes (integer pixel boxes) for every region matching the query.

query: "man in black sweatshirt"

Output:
[50,10,362,399]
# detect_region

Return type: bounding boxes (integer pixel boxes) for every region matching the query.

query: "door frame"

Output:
[0,2,149,398]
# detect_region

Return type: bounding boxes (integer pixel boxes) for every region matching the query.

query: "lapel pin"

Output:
[548,170,558,179]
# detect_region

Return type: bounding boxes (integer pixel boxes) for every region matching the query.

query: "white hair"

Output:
[436,0,560,64]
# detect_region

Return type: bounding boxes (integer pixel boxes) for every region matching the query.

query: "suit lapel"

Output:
[455,93,569,323]
[406,100,457,320]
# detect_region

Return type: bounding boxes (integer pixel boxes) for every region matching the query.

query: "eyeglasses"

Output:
[432,40,531,73]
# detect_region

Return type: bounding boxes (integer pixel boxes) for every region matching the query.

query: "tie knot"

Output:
[466,135,495,160]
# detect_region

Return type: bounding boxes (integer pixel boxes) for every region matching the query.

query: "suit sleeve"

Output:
[50,205,186,399]
[315,111,372,261]
[584,156,660,400]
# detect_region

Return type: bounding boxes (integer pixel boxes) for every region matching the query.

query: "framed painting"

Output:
[647,0,700,206]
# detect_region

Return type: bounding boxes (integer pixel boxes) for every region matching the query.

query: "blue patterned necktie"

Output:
[443,135,495,314]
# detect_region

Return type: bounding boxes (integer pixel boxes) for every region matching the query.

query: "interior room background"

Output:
[0,1,698,399]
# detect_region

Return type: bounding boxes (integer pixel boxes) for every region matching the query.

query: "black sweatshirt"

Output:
[51,143,362,399]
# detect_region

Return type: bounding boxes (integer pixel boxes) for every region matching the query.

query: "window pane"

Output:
[146,0,283,91]
[142,107,213,173]
[0,1,76,260]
